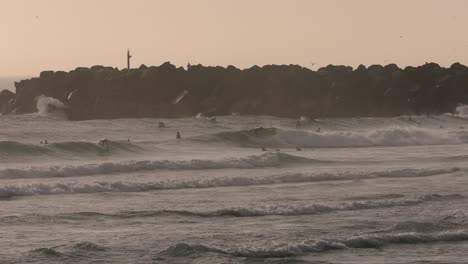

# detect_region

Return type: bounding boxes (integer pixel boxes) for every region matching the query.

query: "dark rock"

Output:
[0,90,15,114]
[7,62,468,120]
[40,71,54,79]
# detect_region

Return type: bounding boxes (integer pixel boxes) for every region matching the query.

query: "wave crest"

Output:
[0,167,458,197]
[159,243,226,257]
[201,126,468,148]
[0,140,142,158]
[229,230,468,258]
[0,152,324,179]
[155,229,468,259]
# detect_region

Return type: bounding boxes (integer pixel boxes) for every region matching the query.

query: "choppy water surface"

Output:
[2,109,468,263]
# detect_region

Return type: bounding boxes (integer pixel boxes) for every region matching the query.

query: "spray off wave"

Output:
[35,95,66,116]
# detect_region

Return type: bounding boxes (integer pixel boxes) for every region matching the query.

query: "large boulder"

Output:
[0,89,15,114]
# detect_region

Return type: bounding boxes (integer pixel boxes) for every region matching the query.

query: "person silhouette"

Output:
[176,131,181,140]
[99,139,109,150]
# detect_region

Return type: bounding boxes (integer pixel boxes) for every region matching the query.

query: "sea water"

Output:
[2,106,468,263]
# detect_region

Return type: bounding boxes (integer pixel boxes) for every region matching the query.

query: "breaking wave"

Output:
[229,230,468,257]
[0,167,458,197]
[199,126,468,148]
[194,194,463,217]
[35,95,66,116]
[2,194,462,224]
[0,152,325,179]
[455,104,468,119]
[390,221,463,233]
[159,243,225,257]
[158,228,468,258]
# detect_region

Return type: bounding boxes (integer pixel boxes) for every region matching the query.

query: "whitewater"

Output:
[2,106,468,263]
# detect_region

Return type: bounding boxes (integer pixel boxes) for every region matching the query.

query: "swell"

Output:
[26,241,106,260]
[0,140,142,158]
[0,152,326,179]
[2,194,462,222]
[157,228,468,258]
[0,167,458,197]
[196,126,468,148]
[228,230,468,257]
[24,229,468,260]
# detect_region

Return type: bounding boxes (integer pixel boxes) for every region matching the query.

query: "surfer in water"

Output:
[99,139,110,150]
[316,127,321,133]
[158,121,166,128]
[296,146,302,151]
[44,140,48,144]
[176,131,181,140]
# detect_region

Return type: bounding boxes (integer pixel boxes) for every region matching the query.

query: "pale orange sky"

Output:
[1,0,467,77]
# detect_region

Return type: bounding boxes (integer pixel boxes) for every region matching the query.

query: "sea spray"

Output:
[35,95,66,116]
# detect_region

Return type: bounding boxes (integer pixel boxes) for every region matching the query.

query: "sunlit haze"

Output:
[3,2,468,263]
[1,0,467,77]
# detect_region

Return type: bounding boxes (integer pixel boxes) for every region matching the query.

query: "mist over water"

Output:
[2,113,468,263]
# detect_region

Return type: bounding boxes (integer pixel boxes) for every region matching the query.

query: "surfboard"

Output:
[173,90,188,104]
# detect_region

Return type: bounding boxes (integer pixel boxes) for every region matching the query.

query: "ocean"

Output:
[2,102,468,263]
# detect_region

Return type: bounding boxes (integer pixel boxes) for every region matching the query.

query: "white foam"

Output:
[0,152,315,179]
[0,167,459,197]
[206,194,462,217]
[229,230,468,257]
[271,127,468,148]
[455,105,468,118]
[35,95,66,116]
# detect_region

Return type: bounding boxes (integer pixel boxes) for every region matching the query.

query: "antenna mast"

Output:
[127,49,132,69]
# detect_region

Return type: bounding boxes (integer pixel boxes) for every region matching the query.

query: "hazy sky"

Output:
[1,0,467,77]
